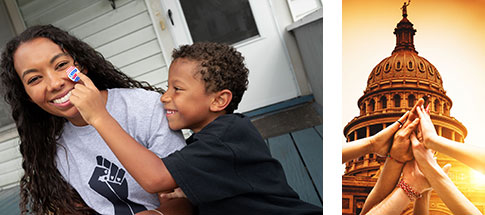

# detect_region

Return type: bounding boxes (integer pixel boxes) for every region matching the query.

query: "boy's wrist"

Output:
[89,111,114,128]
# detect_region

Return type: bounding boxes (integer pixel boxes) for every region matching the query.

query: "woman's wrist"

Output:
[398,178,423,201]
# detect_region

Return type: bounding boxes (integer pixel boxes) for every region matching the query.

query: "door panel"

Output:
[161,0,299,112]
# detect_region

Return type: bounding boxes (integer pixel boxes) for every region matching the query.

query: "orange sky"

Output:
[343,0,485,148]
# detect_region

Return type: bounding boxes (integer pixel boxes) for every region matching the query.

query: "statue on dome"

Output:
[401,0,411,17]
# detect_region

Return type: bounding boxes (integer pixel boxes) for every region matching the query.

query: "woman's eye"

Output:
[56,62,68,70]
[27,76,41,84]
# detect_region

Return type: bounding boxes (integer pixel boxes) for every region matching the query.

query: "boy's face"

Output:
[161,58,217,133]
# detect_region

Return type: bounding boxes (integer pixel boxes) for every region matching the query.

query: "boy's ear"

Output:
[210,89,232,112]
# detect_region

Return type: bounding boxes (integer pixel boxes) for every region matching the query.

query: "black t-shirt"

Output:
[163,114,322,215]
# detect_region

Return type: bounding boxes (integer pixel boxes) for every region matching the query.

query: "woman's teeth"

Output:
[53,91,72,104]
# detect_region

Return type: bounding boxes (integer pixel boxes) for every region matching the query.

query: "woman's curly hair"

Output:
[0,25,161,214]
[172,42,249,113]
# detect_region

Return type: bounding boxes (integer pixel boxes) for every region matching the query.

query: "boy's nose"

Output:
[160,92,170,103]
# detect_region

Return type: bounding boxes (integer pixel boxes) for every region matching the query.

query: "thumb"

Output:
[75,71,97,89]
[442,163,452,175]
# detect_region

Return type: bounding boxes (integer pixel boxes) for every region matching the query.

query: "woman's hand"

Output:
[159,187,187,200]
[69,72,109,126]
[402,160,431,195]
[368,111,410,157]
[389,117,420,163]
[415,104,440,149]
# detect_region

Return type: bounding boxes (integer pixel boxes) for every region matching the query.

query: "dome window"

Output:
[384,62,391,73]
[395,61,402,71]
[434,99,441,113]
[393,94,401,107]
[407,61,414,71]
[368,99,375,112]
[428,66,434,75]
[380,96,387,109]
[437,72,441,80]
[408,94,416,107]
[376,66,381,75]
[418,62,425,72]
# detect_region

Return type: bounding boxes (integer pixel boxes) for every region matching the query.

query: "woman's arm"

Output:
[413,190,430,215]
[416,105,485,173]
[360,158,404,214]
[366,160,430,215]
[70,72,176,193]
[342,111,411,163]
[410,133,482,215]
[365,188,411,215]
[360,116,420,214]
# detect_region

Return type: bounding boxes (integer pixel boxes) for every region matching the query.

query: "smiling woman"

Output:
[13,37,87,125]
[0,25,189,215]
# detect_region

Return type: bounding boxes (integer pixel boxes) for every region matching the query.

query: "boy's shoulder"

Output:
[192,113,260,143]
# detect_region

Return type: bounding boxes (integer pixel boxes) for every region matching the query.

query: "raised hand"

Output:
[89,156,147,215]
[389,117,420,163]
[69,72,110,126]
[369,111,410,157]
[415,104,439,148]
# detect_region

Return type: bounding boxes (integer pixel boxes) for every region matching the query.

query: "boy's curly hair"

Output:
[172,42,249,113]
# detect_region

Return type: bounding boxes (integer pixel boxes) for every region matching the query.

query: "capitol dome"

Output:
[365,11,444,94]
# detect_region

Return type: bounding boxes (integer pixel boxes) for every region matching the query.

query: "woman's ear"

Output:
[210,89,232,112]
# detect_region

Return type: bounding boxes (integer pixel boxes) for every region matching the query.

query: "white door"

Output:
[159,0,300,112]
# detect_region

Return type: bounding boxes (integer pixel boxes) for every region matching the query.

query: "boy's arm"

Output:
[70,72,177,194]
[93,115,177,193]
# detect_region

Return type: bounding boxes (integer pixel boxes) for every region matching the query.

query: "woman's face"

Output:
[13,37,85,125]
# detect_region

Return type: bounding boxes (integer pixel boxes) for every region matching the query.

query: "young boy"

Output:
[71,42,322,214]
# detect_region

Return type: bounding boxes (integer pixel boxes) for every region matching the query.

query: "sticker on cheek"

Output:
[66,66,80,82]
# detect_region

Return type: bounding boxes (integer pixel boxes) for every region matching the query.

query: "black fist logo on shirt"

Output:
[89,155,146,215]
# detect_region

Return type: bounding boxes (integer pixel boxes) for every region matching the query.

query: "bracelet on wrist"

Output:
[387,154,404,164]
[151,209,164,215]
[398,178,423,201]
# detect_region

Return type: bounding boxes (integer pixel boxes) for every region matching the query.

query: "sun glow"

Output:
[471,169,485,186]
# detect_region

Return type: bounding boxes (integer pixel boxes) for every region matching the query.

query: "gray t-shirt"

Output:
[55,88,185,215]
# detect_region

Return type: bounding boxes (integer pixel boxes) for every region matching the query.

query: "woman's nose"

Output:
[46,70,65,91]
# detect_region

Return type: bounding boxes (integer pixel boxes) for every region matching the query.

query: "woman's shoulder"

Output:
[108,88,161,101]
[106,88,162,110]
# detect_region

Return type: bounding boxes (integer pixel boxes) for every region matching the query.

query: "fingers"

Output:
[416,105,431,122]
[406,98,424,123]
[442,163,452,175]
[75,71,96,89]
[389,111,410,131]
[410,132,419,145]
[397,111,410,125]
[402,118,420,136]
[159,190,185,200]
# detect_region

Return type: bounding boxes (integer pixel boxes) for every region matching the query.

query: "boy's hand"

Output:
[70,72,110,126]
[160,187,187,200]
